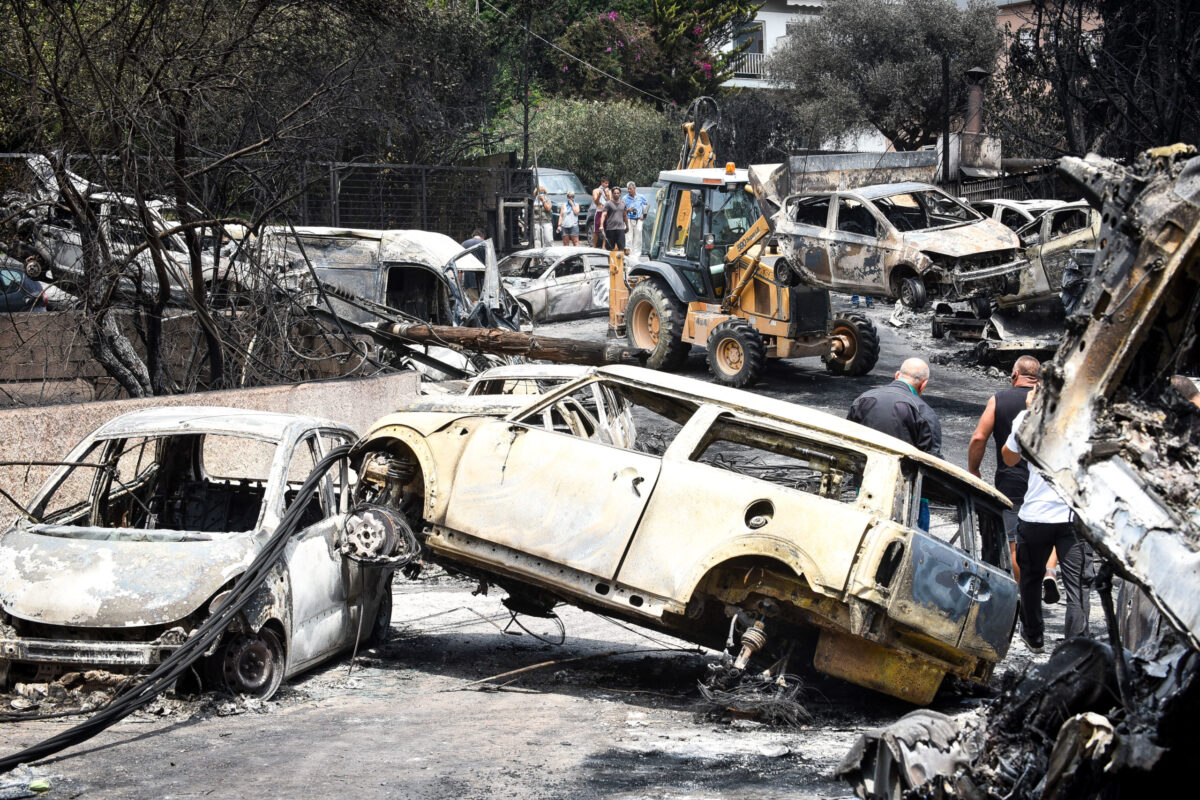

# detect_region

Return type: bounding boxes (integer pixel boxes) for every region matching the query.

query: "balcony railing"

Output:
[732,51,765,78]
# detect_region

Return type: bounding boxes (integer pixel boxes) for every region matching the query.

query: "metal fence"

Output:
[0,154,535,251]
[952,165,1063,203]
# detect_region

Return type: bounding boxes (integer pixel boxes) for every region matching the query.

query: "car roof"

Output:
[91,406,348,440]
[592,365,1009,502]
[853,182,941,200]
[469,364,591,382]
[504,247,609,260]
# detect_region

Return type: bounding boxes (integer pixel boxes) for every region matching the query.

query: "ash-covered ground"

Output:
[0,297,1087,799]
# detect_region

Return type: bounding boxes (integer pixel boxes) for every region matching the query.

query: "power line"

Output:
[477,0,673,107]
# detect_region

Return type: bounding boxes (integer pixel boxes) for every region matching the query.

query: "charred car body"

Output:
[756,171,1025,310]
[351,366,1018,704]
[499,246,610,322]
[2,156,248,307]
[0,408,391,698]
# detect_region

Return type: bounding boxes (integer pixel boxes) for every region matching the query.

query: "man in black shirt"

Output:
[967,355,1057,598]
[847,357,942,457]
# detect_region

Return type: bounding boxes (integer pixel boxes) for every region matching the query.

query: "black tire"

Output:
[206,627,286,699]
[826,312,881,376]
[970,296,995,319]
[898,276,928,310]
[706,319,767,387]
[626,279,690,370]
[931,317,946,339]
[772,259,800,287]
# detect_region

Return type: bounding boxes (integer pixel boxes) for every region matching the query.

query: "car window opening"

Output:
[33,433,279,534]
[690,414,865,502]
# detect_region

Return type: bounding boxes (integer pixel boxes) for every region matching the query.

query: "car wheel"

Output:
[625,279,690,370]
[898,276,928,310]
[706,319,766,387]
[208,627,286,699]
[826,312,881,376]
[931,317,946,339]
[970,296,995,319]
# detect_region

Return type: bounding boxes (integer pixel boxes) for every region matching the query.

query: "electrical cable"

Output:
[0,445,350,773]
[477,0,671,107]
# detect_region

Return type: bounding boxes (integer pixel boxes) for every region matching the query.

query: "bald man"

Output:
[847,357,942,457]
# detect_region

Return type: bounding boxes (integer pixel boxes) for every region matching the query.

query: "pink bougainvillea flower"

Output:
[692,25,703,35]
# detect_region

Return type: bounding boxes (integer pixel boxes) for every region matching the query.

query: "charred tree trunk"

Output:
[380,322,646,366]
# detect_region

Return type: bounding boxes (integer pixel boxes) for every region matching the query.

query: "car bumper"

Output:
[948,258,1029,296]
[0,636,176,667]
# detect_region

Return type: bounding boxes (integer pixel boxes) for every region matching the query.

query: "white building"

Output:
[723,0,824,89]
[722,0,891,152]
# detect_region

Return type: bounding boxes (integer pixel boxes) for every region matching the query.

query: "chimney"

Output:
[964,67,991,134]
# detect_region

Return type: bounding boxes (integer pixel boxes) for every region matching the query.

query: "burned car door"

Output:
[544,255,590,318]
[828,196,889,293]
[443,410,662,581]
[780,195,835,284]
[1028,206,1099,294]
[280,432,360,669]
[887,467,1017,653]
[584,254,610,312]
[958,500,1019,660]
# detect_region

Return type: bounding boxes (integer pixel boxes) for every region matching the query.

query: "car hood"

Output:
[903,219,1019,258]
[0,525,258,627]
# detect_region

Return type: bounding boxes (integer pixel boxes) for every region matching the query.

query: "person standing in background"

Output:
[532,185,553,248]
[624,182,648,261]
[557,191,580,246]
[591,177,610,247]
[603,187,628,252]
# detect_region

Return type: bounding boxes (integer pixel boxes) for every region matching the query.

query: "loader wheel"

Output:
[826,312,880,376]
[626,279,690,370]
[898,276,928,310]
[706,319,767,388]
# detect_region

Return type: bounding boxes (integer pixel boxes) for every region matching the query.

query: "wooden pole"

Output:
[380,322,647,367]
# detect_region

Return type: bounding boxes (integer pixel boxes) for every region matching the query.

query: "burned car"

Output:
[971,198,1067,232]
[351,365,1018,704]
[1004,201,1101,306]
[4,156,249,307]
[0,407,391,699]
[499,246,611,322]
[768,180,1024,309]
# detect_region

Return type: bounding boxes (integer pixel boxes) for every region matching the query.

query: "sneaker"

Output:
[1020,631,1044,653]
[850,295,860,308]
[865,297,875,308]
[1043,575,1060,605]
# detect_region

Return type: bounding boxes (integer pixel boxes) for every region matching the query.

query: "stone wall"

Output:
[0,371,420,515]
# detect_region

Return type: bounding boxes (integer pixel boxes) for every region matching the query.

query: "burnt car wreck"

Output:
[350,366,1018,705]
[0,408,392,698]
[752,161,1026,310]
[837,145,1200,799]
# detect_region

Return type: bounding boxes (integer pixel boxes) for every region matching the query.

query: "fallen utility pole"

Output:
[379,322,647,367]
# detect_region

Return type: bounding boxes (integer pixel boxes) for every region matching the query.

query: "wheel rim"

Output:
[715,337,744,374]
[830,323,858,364]
[223,633,281,696]
[901,282,914,306]
[631,300,660,347]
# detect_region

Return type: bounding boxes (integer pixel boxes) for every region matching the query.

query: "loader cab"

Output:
[646,168,755,302]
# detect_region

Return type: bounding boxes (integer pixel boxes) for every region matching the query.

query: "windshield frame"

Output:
[871,187,984,233]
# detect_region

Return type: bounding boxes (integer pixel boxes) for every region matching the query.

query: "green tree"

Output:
[490,97,676,187]
[765,0,1001,151]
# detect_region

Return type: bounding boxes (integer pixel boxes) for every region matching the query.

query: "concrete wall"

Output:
[0,371,420,511]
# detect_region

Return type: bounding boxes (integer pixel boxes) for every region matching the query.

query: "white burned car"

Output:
[0,408,391,698]
[498,246,611,322]
[352,366,1019,705]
